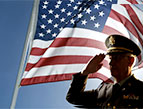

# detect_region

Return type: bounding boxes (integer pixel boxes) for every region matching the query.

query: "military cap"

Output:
[105,34,141,56]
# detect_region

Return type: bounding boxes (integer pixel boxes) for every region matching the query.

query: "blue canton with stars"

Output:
[34,0,117,41]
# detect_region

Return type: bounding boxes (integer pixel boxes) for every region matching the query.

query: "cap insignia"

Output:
[109,36,115,45]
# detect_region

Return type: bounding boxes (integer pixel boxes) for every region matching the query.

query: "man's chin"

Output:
[110,70,118,77]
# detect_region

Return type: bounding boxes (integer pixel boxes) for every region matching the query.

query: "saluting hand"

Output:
[81,53,105,75]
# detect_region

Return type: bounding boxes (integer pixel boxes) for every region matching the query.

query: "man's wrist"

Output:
[80,70,89,76]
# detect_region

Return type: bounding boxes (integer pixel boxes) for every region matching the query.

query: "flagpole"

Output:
[10,0,40,108]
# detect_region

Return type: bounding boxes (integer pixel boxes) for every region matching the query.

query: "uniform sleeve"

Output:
[66,73,99,107]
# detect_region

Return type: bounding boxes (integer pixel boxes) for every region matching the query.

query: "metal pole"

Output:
[10,0,40,108]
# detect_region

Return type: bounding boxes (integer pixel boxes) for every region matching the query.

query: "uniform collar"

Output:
[113,74,133,86]
[119,74,133,86]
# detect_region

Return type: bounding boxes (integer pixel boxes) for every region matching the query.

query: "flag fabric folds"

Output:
[20,0,143,86]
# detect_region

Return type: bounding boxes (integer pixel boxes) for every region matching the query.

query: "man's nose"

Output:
[109,59,114,66]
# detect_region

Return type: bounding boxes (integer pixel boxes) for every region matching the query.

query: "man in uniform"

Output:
[66,34,143,108]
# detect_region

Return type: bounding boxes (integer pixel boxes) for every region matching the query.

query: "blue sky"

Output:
[1,0,143,108]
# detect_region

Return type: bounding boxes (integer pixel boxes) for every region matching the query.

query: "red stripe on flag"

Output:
[20,72,113,86]
[102,25,124,36]
[30,38,107,56]
[88,73,113,83]
[126,0,138,4]
[21,73,74,86]
[30,47,47,55]
[110,9,143,47]
[25,56,109,71]
[50,37,106,49]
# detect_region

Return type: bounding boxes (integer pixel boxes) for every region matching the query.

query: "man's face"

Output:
[109,53,130,77]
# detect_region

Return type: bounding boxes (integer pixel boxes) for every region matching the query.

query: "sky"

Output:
[0,0,143,108]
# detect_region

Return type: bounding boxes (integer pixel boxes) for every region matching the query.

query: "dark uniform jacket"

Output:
[66,73,143,108]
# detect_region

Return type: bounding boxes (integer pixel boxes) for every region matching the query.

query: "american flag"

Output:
[20,0,143,86]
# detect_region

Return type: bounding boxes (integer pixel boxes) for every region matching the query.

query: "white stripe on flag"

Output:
[32,40,53,48]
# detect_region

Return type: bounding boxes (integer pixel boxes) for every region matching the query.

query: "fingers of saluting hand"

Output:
[92,53,105,63]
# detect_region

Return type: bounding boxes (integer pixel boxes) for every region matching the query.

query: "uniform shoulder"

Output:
[132,75,143,84]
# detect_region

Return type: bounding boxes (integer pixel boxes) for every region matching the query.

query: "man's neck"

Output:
[116,71,132,83]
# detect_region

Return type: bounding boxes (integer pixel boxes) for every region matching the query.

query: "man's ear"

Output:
[129,57,134,67]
